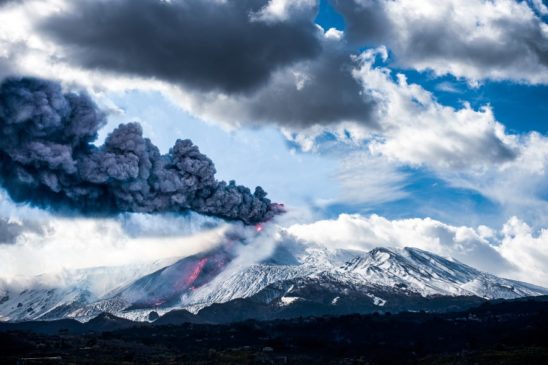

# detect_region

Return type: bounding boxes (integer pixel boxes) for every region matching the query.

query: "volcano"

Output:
[121,244,235,309]
[1,241,546,323]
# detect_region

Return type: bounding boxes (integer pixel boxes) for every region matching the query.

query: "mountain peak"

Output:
[368,246,397,258]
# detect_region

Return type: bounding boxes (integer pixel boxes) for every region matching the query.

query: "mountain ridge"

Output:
[1,243,546,323]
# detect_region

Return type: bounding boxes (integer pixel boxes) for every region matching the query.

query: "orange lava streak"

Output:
[184,258,208,287]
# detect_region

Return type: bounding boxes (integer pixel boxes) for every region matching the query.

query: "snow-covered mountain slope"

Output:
[66,245,236,322]
[1,242,546,322]
[340,247,543,299]
[176,245,545,313]
[0,258,178,322]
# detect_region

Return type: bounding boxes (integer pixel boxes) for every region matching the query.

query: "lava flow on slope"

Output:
[121,224,271,309]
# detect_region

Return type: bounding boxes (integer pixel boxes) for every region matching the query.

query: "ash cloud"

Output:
[38,0,321,94]
[0,77,283,224]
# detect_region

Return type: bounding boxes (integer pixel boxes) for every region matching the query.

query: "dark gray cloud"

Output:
[0,218,43,244]
[332,0,548,83]
[39,0,321,94]
[226,38,379,128]
[0,42,31,80]
[0,77,283,224]
[35,0,378,129]
[0,58,15,80]
[331,0,392,46]
[0,218,24,244]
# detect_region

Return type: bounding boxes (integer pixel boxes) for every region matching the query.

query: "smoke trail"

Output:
[0,77,284,224]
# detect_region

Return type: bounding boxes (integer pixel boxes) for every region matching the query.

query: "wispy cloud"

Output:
[334,153,408,206]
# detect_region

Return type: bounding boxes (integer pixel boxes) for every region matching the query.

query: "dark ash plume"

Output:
[0,77,283,224]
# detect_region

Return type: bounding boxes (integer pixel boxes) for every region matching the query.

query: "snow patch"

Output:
[366,293,386,306]
[280,296,301,306]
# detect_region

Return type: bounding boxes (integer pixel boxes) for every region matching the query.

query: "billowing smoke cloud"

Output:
[0,77,283,224]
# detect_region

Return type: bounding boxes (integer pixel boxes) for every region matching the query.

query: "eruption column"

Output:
[0,77,284,224]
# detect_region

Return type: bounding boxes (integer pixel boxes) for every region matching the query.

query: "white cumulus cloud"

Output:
[285,213,548,287]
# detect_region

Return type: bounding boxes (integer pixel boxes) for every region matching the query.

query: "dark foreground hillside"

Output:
[1,297,548,365]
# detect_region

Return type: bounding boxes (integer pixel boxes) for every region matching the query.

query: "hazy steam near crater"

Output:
[0,77,284,224]
[118,219,281,310]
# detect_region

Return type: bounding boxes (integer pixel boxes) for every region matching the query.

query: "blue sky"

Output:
[0,0,547,284]
[316,0,548,133]
[312,0,547,227]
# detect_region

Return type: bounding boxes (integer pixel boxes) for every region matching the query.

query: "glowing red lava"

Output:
[184,257,209,287]
[255,223,264,233]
